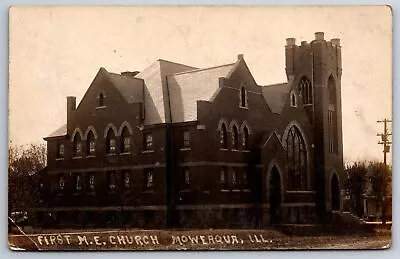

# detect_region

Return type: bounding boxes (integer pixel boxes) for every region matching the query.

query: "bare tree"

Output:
[8,141,47,214]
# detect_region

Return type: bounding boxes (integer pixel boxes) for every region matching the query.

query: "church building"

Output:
[33,32,344,228]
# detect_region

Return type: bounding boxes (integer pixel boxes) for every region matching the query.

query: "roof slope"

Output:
[106,71,144,104]
[167,63,235,123]
[261,82,290,114]
[45,123,67,139]
[135,59,198,124]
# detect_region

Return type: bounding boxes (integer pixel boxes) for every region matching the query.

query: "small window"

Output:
[106,129,116,154]
[181,167,190,189]
[220,123,228,149]
[240,86,248,108]
[88,174,95,191]
[108,171,116,191]
[290,91,297,107]
[220,167,228,189]
[145,169,154,189]
[58,175,65,191]
[86,131,96,156]
[57,142,65,159]
[98,93,105,107]
[232,169,238,189]
[144,133,153,150]
[74,174,82,192]
[232,125,239,150]
[242,126,249,150]
[242,171,248,188]
[73,134,82,157]
[123,171,131,189]
[183,131,190,148]
[121,127,131,153]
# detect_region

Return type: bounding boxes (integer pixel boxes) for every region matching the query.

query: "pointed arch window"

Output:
[328,76,338,154]
[220,123,228,149]
[290,91,297,107]
[299,77,313,105]
[98,93,105,107]
[242,126,249,150]
[88,174,95,192]
[232,125,239,150]
[286,126,307,190]
[72,134,82,157]
[120,127,131,153]
[106,129,116,154]
[240,86,248,108]
[86,131,96,156]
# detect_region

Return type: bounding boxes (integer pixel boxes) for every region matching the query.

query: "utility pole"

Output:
[377,118,392,225]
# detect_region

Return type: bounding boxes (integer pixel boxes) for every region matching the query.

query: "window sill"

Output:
[56,158,64,161]
[180,189,191,193]
[221,189,229,192]
[120,152,131,155]
[72,156,83,160]
[239,106,249,110]
[232,189,241,192]
[86,155,96,158]
[72,192,83,195]
[243,189,251,192]
[106,153,117,157]
[202,190,210,194]
[143,190,155,193]
[232,149,240,152]
[241,150,250,153]
[180,148,191,151]
[96,106,107,109]
[142,150,154,154]
[220,148,229,151]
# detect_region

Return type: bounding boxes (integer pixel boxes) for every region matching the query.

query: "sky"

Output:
[9,5,392,163]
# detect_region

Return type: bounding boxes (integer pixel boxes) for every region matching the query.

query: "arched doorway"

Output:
[269,166,281,224]
[331,174,340,211]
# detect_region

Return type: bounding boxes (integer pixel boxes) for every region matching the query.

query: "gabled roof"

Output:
[105,71,144,104]
[261,82,291,114]
[167,63,236,122]
[135,59,198,125]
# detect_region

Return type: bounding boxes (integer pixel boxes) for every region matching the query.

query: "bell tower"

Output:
[285,32,344,219]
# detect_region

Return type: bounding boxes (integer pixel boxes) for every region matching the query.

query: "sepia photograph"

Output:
[8,5,392,251]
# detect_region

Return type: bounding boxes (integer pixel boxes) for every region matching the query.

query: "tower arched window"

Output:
[242,126,249,150]
[299,77,313,105]
[328,76,338,154]
[120,127,131,153]
[290,91,297,107]
[72,133,82,157]
[240,86,247,108]
[220,123,228,149]
[232,125,239,150]
[86,130,96,156]
[106,129,116,154]
[98,93,105,107]
[286,126,307,190]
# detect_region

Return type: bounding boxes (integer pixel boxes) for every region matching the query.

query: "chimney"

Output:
[67,96,76,130]
[285,38,296,78]
[286,38,296,47]
[237,54,244,60]
[67,96,76,112]
[331,38,341,47]
[314,32,325,41]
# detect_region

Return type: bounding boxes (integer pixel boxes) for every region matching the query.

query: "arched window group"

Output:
[70,122,133,158]
[285,126,307,190]
[298,77,313,105]
[219,120,250,150]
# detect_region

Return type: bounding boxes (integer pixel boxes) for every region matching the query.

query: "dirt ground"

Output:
[8,228,391,251]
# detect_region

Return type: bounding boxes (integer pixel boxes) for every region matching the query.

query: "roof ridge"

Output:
[170,63,236,76]
[157,59,198,69]
[262,82,288,88]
